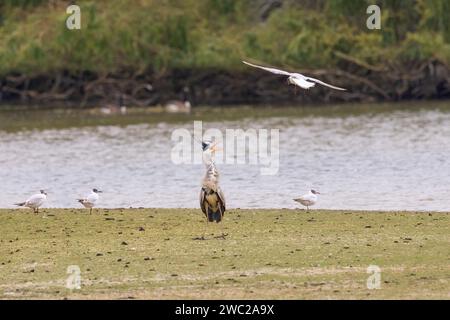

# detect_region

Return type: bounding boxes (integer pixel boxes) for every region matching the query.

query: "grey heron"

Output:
[15,190,47,213]
[196,140,226,240]
[242,60,347,91]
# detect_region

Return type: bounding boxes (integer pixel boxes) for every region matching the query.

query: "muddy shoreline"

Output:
[1,59,449,108]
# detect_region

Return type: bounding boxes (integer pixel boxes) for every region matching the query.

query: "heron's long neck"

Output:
[205,161,219,177]
[203,158,220,190]
[202,151,217,167]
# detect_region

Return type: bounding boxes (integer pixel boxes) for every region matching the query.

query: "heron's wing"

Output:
[304,76,347,91]
[199,188,207,215]
[242,61,292,76]
[217,187,226,213]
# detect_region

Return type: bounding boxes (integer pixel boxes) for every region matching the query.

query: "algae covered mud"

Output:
[0,209,448,299]
[1,101,450,211]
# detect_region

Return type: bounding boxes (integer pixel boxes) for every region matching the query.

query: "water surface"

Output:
[1,102,449,211]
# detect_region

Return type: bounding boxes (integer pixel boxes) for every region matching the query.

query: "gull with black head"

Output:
[15,190,47,214]
[293,189,320,212]
[78,188,102,214]
[243,60,347,91]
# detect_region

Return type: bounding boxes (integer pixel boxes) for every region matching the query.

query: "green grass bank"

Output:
[0,0,449,105]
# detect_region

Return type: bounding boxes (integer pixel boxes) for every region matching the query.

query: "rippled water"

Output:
[1,102,450,211]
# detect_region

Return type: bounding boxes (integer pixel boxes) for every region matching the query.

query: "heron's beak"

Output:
[210,142,222,152]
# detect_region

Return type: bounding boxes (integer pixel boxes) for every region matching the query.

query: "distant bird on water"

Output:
[100,94,127,115]
[293,189,320,212]
[242,60,347,91]
[15,190,47,213]
[197,140,226,240]
[165,87,192,113]
[78,189,102,214]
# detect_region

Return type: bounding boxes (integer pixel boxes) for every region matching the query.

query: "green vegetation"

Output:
[0,0,449,76]
[0,208,448,299]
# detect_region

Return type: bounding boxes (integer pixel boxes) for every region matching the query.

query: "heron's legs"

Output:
[193,215,208,240]
[306,205,309,212]
[220,210,225,236]
[215,207,227,239]
[90,208,92,215]
[220,222,226,239]
[203,216,208,239]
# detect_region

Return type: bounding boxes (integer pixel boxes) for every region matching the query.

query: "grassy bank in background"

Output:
[0,208,448,299]
[1,0,449,105]
[0,0,449,76]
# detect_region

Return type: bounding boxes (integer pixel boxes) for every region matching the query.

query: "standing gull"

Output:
[293,189,320,212]
[197,140,226,240]
[78,189,102,214]
[15,190,47,213]
[242,60,347,91]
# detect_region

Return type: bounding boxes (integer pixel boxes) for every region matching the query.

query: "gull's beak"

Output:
[98,190,103,193]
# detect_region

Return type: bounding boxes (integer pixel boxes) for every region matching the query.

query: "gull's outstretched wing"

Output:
[242,61,292,76]
[304,76,347,91]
